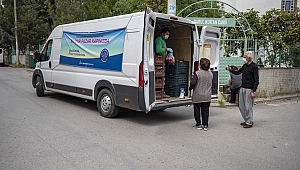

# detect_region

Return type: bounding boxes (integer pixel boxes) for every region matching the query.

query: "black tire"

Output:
[97,88,119,118]
[36,76,45,97]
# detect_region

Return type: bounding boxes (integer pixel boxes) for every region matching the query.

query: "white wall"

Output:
[10,54,26,65]
[221,0,299,15]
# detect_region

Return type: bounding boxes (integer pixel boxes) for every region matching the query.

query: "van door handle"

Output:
[145,80,148,85]
[49,61,51,68]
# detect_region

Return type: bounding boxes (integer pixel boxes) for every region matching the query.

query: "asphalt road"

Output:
[0,67,299,170]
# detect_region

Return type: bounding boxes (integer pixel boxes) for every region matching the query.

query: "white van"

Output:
[0,48,4,66]
[32,8,220,117]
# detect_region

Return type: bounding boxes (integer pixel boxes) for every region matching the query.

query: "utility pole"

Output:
[167,0,176,15]
[14,0,19,65]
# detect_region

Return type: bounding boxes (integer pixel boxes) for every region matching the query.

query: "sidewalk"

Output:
[211,93,300,107]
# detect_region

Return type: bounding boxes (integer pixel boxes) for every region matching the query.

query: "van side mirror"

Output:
[34,51,41,62]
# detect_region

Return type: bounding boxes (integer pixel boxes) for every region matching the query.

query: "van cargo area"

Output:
[154,17,194,102]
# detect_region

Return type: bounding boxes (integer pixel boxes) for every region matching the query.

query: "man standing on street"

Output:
[226,51,259,128]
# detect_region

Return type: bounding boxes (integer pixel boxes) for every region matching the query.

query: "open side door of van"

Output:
[37,40,54,88]
[199,26,221,98]
[143,7,156,112]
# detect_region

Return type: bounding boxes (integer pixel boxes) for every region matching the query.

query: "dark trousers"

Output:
[193,102,210,126]
[230,88,240,103]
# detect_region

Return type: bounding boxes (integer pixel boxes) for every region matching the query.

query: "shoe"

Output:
[243,124,252,128]
[203,125,209,131]
[193,125,203,130]
[240,122,254,126]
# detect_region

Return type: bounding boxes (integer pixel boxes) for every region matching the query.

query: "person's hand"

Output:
[250,92,256,99]
[226,65,230,70]
[167,48,173,53]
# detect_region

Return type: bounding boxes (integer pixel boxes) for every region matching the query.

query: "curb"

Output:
[253,94,300,104]
[211,93,300,107]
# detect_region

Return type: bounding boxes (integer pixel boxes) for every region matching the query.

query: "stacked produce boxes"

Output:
[154,56,165,100]
[165,61,189,97]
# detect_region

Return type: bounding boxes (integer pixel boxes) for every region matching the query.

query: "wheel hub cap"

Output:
[101,95,111,112]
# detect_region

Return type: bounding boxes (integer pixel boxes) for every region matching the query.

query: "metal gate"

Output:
[177,0,257,57]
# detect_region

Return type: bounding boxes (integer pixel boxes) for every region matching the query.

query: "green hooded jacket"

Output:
[155,35,167,57]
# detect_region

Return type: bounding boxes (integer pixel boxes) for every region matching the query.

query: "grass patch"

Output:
[12,63,24,68]
[218,100,226,108]
[217,92,227,108]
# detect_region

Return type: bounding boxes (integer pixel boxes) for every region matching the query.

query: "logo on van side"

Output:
[100,48,109,62]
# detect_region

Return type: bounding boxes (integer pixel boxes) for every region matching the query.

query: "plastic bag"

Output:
[166,53,175,64]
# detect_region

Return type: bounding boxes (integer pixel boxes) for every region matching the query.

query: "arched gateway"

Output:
[177,0,257,56]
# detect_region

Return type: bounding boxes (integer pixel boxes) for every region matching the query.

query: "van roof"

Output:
[49,11,196,38]
[154,12,196,25]
[56,12,143,28]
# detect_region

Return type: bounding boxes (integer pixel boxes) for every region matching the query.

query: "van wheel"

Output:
[36,76,44,96]
[97,89,119,118]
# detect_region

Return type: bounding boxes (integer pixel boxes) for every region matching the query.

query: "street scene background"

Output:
[1,67,299,170]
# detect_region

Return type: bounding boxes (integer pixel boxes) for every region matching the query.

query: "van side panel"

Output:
[49,13,146,111]
[36,11,212,113]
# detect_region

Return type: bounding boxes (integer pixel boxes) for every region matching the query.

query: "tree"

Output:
[49,0,84,27]
[17,0,50,51]
[176,0,223,18]
[0,0,14,50]
[0,29,11,50]
[0,0,51,53]
[83,0,114,19]
[113,0,147,15]
[222,8,261,57]
[260,8,300,67]
[146,0,166,13]
[283,8,300,67]
[35,0,54,35]
[222,7,299,67]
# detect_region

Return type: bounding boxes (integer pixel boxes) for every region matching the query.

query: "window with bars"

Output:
[282,0,295,12]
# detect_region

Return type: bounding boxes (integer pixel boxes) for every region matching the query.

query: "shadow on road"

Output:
[117,108,193,126]
[45,92,98,111]
[42,92,193,126]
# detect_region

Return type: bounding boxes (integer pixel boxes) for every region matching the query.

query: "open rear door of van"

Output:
[199,26,221,98]
[142,7,156,112]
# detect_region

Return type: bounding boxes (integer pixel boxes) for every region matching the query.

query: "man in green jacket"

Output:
[155,28,173,57]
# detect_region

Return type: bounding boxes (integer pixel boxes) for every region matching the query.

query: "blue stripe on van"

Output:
[60,53,123,71]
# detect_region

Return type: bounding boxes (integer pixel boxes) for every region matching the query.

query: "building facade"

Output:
[221,0,300,14]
